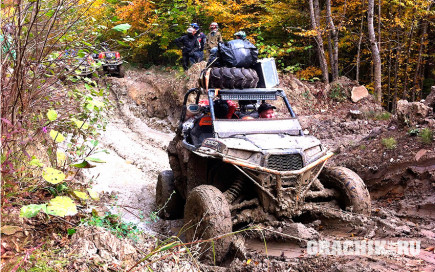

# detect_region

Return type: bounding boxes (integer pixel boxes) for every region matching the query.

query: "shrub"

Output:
[374,112,392,121]
[381,137,397,150]
[419,128,434,144]
[328,83,347,102]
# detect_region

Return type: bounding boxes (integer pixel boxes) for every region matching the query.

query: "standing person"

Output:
[174,27,200,71]
[190,23,206,62]
[205,22,223,59]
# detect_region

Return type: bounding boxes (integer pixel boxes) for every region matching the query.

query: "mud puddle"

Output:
[246,239,304,258]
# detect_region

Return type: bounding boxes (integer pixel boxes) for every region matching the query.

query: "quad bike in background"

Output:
[57,49,96,77]
[97,43,125,78]
[156,85,371,263]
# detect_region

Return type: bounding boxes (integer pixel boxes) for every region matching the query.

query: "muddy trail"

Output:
[86,67,435,271]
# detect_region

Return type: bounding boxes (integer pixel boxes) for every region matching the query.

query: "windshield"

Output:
[214,118,302,138]
[208,88,303,137]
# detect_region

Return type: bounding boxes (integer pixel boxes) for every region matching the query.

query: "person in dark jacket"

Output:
[190,23,206,62]
[174,27,201,70]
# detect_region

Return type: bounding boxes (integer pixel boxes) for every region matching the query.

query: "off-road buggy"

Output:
[156,86,371,263]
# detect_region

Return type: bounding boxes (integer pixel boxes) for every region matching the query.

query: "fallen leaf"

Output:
[46,196,77,217]
[73,190,89,200]
[42,167,66,184]
[424,246,434,252]
[1,225,22,235]
[415,149,428,161]
[87,189,99,201]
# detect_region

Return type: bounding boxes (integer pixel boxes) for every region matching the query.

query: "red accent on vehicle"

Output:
[199,116,212,126]
[99,53,105,59]
[115,52,120,59]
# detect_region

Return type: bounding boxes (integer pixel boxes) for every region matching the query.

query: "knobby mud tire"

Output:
[184,185,232,264]
[318,166,371,215]
[209,67,259,89]
[155,170,184,219]
[118,65,125,78]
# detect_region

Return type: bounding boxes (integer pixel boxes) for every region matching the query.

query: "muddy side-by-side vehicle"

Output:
[156,87,371,263]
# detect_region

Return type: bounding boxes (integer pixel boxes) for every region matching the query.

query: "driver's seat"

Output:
[190,116,213,147]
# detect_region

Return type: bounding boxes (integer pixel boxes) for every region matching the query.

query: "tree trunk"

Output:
[401,17,415,100]
[309,0,329,84]
[356,0,366,83]
[368,0,382,103]
[325,0,339,81]
[413,2,432,101]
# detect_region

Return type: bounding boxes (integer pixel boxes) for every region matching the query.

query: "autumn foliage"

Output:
[95,0,434,107]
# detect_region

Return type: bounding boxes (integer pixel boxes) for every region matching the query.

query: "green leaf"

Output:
[71,160,95,168]
[42,167,66,184]
[112,23,131,32]
[46,109,58,121]
[158,241,178,252]
[71,118,89,130]
[46,196,77,217]
[20,204,47,218]
[117,40,128,46]
[67,228,76,235]
[85,157,106,163]
[49,129,65,143]
[73,190,89,200]
[30,156,43,167]
[87,188,100,201]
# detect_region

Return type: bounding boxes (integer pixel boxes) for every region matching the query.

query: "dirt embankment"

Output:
[74,66,434,271]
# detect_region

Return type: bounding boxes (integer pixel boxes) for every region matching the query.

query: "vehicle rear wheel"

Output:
[318,166,371,215]
[118,65,125,78]
[208,67,259,89]
[155,170,184,219]
[184,185,232,264]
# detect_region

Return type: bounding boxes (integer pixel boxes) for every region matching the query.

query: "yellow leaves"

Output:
[42,167,66,184]
[394,17,405,28]
[49,129,65,143]
[296,66,322,80]
[295,30,318,37]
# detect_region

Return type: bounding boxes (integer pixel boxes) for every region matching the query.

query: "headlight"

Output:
[304,145,322,159]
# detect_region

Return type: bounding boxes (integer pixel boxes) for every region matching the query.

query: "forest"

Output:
[102,0,435,110]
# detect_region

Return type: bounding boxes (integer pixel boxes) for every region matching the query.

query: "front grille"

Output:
[266,154,303,171]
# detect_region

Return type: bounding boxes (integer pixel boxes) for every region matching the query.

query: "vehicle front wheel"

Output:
[184,185,232,264]
[318,166,371,215]
[155,170,184,219]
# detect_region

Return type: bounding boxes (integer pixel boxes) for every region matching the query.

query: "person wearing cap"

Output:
[205,22,223,59]
[174,27,201,70]
[190,23,207,62]
[258,103,276,119]
[234,31,247,40]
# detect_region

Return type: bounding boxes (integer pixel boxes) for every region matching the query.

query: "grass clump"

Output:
[82,212,142,241]
[419,128,433,144]
[381,137,397,150]
[374,112,391,120]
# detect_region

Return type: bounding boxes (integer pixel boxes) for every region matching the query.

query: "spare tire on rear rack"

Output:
[198,67,259,89]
